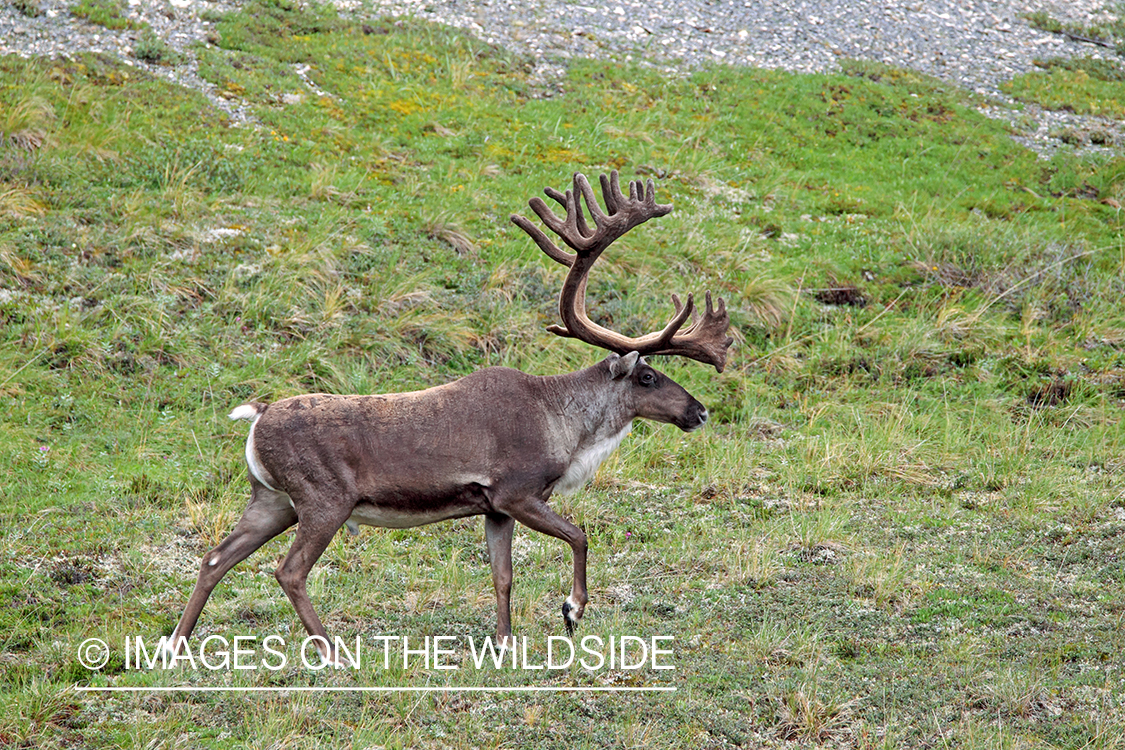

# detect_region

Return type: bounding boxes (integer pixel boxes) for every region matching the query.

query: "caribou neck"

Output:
[541,360,636,445]
[530,361,634,498]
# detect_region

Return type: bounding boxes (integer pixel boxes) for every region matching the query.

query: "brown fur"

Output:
[166,354,707,664]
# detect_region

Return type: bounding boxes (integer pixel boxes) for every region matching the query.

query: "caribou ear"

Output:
[608,351,640,379]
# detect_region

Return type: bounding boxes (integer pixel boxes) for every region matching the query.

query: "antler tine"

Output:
[543,186,567,205]
[529,184,591,251]
[527,191,587,258]
[510,213,575,267]
[600,171,623,215]
[659,293,695,347]
[664,291,734,370]
[526,192,569,240]
[573,172,606,241]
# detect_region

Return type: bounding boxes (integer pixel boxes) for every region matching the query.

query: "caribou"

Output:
[165,171,733,665]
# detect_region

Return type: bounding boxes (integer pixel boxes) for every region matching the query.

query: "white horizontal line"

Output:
[74,685,676,693]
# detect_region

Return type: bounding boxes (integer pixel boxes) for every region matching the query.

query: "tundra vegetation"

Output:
[1,1,1124,747]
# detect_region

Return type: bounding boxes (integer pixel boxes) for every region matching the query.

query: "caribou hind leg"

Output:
[166,483,297,657]
[272,490,358,667]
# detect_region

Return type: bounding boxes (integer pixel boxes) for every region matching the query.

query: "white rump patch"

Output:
[229,404,260,422]
[554,423,633,496]
[243,418,280,492]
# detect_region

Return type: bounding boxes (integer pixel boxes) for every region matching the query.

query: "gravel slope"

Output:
[362,0,1113,97]
[1,0,1123,153]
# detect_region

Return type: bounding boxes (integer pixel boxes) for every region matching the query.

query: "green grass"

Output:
[132,29,185,67]
[2,1,1125,747]
[1004,56,1125,118]
[69,0,140,31]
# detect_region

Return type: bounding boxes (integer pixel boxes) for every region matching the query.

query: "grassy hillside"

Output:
[1,2,1123,747]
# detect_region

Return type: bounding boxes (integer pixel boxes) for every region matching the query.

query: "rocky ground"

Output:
[1,0,1124,155]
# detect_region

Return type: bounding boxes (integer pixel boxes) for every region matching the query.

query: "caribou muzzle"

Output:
[673,399,708,432]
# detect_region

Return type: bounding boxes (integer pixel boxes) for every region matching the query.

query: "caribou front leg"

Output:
[484,513,516,647]
[504,499,588,635]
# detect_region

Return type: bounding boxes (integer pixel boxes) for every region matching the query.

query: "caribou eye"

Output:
[639,371,657,386]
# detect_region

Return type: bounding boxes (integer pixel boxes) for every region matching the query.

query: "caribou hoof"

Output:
[562,595,583,636]
[319,649,358,669]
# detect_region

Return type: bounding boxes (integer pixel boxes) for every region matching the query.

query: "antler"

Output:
[511,171,733,372]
